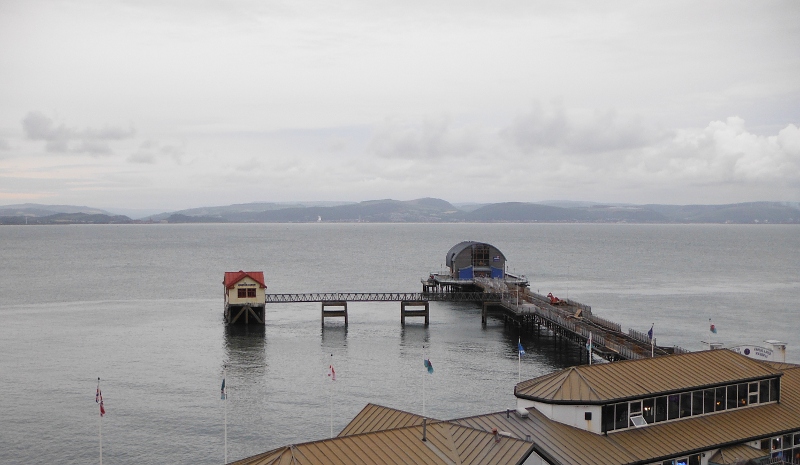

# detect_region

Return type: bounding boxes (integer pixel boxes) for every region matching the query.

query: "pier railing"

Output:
[265,292,500,303]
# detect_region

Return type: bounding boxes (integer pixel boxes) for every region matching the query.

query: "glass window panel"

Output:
[614,402,628,430]
[773,437,782,450]
[601,405,615,432]
[792,448,800,464]
[656,396,668,422]
[795,433,800,446]
[716,387,726,411]
[629,401,642,414]
[727,385,738,409]
[784,435,792,450]
[771,378,780,402]
[692,391,703,416]
[749,382,758,393]
[676,458,688,465]
[668,394,680,420]
[749,393,759,405]
[688,455,701,465]
[679,392,691,418]
[662,461,675,465]
[642,398,655,424]
[760,380,770,403]
[704,389,715,414]
[737,383,748,407]
[761,439,771,451]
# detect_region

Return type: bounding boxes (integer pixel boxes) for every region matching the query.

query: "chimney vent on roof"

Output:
[422,418,427,442]
[515,407,529,418]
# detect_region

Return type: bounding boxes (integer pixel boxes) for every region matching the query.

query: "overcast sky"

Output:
[1,0,799,212]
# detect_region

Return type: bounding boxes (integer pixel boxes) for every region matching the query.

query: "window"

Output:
[727,385,738,409]
[667,395,680,420]
[472,244,490,267]
[692,391,703,416]
[656,396,667,422]
[716,387,726,411]
[737,383,748,407]
[237,287,257,298]
[679,392,692,418]
[704,389,715,414]
[642,398,655,424]
[749,382,759,405]
[760,380,770,403]
[771,378,780,402]
[614,402,628,430]
[602,405,614,433]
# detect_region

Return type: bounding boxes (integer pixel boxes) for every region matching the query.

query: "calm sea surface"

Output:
[1,223,798,464]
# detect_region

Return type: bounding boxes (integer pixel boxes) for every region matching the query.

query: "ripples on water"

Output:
[0,223,798,464]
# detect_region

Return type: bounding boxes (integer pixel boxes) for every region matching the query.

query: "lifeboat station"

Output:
[230,349,800,465]
[223,271,267,324]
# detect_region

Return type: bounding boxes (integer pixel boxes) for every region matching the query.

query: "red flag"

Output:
[328,365,336,381]
[100,398,105,417]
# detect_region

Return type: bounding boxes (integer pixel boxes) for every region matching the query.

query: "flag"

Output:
[100,396,105,417]
[709,319,717,334]
[586,332,592,351]
[328,365,336,381]
[95,386,100,403]
[647,324,654,341]
[518,340,525,356]
[220,377,226,400]
[424,358,434,374]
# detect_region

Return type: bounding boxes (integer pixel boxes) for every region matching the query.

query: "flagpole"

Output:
[329,354,333,438]
[517,338,521,383]
[588,332,592,366]
[422,346,426,418]
[222,365,227,465]
[97,377,102,465]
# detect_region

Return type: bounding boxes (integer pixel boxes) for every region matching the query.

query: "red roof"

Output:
[223,271,266,289]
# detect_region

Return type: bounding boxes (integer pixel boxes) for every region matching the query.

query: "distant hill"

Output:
[1,200,798,224]
[0,212,133,225]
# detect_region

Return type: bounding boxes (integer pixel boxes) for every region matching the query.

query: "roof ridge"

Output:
[571,366,604,402]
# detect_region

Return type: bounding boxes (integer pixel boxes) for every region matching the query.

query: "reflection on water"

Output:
[224,325,266,374]
[321,325,348,351]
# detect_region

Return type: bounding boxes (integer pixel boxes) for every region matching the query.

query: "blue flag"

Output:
[220,378,226,400]
[518,342,525,356]
[647,324,654,341]
[424,358,434,374]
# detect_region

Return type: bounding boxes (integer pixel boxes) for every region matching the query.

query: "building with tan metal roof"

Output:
[229,350,800,465]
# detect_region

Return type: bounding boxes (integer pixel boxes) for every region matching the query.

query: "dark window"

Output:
[642,398,655,424]
[667,395,680,420]
[703,389,715,414]
[773,437,782,451]
[795,433,800,446]
[771,378,780,402]
[237,288,247,298]
[737,383,748,407]
[614,402,628,430]
[601,405,614,432]
[760,380,770,403]
[246,288,256,298]
[691,391,703,415]
[655,396,667,422]
[716,387,726,411]
[727,385,738,409]
[688,455,701,465]
[676,458,688,465]
[662,461,675,465]
[679,392,692,418]
[472,244,490,267]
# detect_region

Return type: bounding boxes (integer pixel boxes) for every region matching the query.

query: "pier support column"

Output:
[321,301,348,327]
[401,301,429,326]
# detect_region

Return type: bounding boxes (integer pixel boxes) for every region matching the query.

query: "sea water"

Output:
[1,223,798,464]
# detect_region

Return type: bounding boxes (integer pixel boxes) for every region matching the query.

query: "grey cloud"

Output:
[22,111,135,155]
[505,103,664,154]
[0,139,11,151]
[127,153,156,164]
[368,117,486,160]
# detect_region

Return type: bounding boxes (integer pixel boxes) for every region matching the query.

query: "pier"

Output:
[227,241,689,362]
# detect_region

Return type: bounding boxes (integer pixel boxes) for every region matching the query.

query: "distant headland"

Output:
[1,199,799,225]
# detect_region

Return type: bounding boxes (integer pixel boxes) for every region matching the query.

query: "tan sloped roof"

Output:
[453,408,638,465]
[515,349,781,403]
[229,422,534,465]
[458,365,800,465]
[707,443,769,464]
[338,403,430,437]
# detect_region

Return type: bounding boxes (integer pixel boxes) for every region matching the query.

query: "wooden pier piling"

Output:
[400,301,429,326]
[321,301,348,326]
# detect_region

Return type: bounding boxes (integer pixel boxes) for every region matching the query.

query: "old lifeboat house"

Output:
[223,271,266,325]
